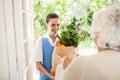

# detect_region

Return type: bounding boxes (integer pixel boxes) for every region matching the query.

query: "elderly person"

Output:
[55,2,120,80]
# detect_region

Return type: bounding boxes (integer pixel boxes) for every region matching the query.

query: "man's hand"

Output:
[49,74,55,80]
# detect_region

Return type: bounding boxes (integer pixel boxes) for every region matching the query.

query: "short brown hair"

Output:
[46,13,59,23]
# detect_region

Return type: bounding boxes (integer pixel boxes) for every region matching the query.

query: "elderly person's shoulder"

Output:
[62,50,120,80]
[68,50,120,67]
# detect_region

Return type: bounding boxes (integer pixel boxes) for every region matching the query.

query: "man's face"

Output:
[46,18,60,36]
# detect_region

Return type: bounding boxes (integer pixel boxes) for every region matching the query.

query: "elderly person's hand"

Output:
[55,55,66,65]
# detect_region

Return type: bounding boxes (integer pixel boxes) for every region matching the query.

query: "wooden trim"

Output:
[0,0,10,79]
[13,0,27,80]
[22,0,35,80]
[0,2,10,79]
[22,10,33,17]
[4,0,18,79]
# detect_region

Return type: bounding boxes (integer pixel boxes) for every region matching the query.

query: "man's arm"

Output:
[36,62,54,80]
[34,39,54,79]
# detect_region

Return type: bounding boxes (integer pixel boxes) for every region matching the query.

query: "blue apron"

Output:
[40,38,54,80]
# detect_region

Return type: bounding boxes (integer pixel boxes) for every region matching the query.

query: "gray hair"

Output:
[91,1,120,50]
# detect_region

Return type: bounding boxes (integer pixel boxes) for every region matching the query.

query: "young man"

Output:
[35,13,60,80]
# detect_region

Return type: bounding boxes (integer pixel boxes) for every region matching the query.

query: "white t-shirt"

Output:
[34,34,58,63]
